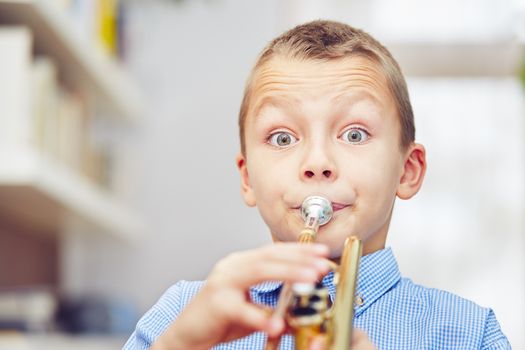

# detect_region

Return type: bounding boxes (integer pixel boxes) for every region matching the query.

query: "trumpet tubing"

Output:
[265,196,362,350]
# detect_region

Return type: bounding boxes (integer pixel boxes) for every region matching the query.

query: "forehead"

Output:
[248,55,396,119]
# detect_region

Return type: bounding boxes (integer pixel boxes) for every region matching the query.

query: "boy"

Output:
[124,20,510,349]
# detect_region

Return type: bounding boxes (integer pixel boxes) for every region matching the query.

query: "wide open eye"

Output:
[341,128,369,144]
[268,131,298,147]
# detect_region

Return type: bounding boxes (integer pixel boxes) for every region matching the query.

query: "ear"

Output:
[236,153,256,207]
[397,143,427,200]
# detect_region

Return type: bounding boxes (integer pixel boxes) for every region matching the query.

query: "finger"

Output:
[207,243,331,293]
[231,259,330,287]
[353,329,376,350]
[228,301,284,336]
[258,244,332,273]
[221,324,258,344]
[229,243,329,268]
[353,329,367,341]
[308,335,327,350]
[217,245,331,286]
[266,316,285,337]
[258,243,330,263]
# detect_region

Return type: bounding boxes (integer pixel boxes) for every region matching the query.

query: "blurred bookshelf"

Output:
[0,0,143,340]
[0,0,142,120]
[0,0,143,240]
[0,332,125,350]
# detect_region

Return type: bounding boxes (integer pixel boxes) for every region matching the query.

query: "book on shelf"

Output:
[54,0,126,59]
[30,57,60,157]
[0,25,114,189]
[97,0,118,57]
[0,288,57,332]
[0,27,32,153]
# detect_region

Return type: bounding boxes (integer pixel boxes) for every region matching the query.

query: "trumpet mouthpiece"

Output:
[300,196,333,226]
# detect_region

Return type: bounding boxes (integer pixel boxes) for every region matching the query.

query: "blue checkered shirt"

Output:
[123,248,510,349]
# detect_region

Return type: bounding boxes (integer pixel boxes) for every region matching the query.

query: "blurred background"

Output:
[0,0,524,349]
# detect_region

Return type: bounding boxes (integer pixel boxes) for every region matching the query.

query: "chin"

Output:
[322,238,346,259]
[271,230,300,243]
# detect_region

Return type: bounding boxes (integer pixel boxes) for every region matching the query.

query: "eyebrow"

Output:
[332,90,384,109]
[252,94,301,118]
[252,90,384,118]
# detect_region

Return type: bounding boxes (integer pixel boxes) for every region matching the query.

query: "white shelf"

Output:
[0,148,143,240]
[0,332,125,350]
[0,0,143,122]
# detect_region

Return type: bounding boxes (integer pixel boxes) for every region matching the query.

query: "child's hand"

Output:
[309,329,376,350]
[152,243,330,350]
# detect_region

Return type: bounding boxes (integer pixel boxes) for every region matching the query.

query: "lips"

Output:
[331,202,349,212]
[291,201,350,211]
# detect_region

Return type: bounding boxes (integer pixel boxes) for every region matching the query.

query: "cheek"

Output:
[351,150,401,202]
[247,155,288,199]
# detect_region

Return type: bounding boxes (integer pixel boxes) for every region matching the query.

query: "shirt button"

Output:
[355,295,364,306]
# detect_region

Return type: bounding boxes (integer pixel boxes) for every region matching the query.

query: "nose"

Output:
[300,143,337,182]
[304,169,333,178]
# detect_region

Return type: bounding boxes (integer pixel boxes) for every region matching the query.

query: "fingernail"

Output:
[309,335,327,350]
[312,244,329,254]
[313,259,330,272]
[268,317,283,335]
[302,269,318,281]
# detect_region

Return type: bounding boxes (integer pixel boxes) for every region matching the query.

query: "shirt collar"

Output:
[250,247,401,315]
[251,280,282,294]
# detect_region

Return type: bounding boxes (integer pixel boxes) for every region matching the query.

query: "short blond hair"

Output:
[239,20,414,155]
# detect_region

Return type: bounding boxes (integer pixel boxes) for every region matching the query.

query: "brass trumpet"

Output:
[265,196,362,350]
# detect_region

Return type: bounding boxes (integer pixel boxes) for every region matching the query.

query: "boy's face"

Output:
[237,56,425,257]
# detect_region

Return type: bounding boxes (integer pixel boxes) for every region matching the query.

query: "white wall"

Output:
[390,78,525,347]
[61,1,524,347]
